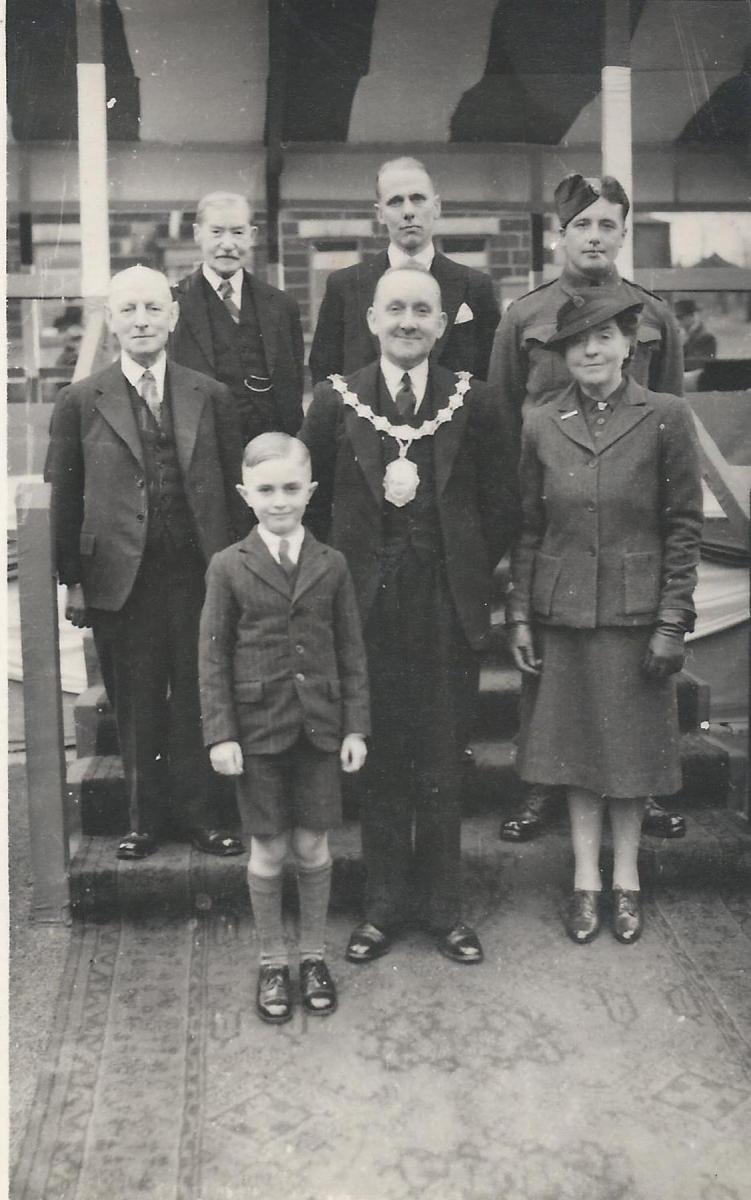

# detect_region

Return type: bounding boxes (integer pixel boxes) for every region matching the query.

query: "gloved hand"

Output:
[508,622,541,676]
[641,624,686,679]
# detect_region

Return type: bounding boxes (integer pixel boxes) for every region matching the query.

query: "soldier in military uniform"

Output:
[488,173,687,844]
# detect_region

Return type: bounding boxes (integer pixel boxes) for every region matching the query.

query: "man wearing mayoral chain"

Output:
[301,263,520,966]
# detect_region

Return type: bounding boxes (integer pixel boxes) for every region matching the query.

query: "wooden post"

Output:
[75,0,111,313]
[602,0,634,277]
[16,482,71,924]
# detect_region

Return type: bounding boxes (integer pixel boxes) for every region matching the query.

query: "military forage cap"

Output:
[554,173,629,227]
[545,286,644,346]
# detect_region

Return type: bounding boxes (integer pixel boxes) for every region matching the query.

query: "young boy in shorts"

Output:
[199,433,370,1023]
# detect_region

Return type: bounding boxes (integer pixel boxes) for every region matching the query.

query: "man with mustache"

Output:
[309,156,501,385]
[170,191,304,444]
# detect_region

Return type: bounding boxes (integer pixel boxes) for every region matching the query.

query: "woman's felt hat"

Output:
[545,286,644,346]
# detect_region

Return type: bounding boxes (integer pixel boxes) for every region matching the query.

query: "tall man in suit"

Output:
[309,156,501,385]
[48,266,250,859]
[301,264,520,965]
[488,173,687,843]
[169,191,304,443]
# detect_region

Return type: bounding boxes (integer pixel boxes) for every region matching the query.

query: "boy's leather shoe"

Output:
[612,889,644,944]
[256,965,292,1024]
[345,922,392,963]
[434,923,484,964]
[300,958,338,1015]
[116,832,157,860]
[565,890,602,944]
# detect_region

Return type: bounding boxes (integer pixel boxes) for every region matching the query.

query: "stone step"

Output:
[69,808,751,922]
[74,686,119,758]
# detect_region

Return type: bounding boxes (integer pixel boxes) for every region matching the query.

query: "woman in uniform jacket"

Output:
[506,288,703,945]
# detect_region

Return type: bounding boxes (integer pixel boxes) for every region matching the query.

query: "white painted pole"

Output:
[76,60,111,299]
[602,1,634,278]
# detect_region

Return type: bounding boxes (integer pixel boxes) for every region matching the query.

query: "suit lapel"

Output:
[432,366,469,495]
[593,380,652,454]
[178,270,216,371]
[239,529,292,599]
[343,362,386,507]
[355,254,388,366]
[248,272,278,375]
[293,533,331,602]
[431,253,465,360]
[94,365,145,467]
[168,363,206,478]
[551,385,596,453]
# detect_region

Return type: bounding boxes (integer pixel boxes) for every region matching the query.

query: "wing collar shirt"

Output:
[380,356,429,414]
[257,523,305,566]
[202,263,244,308]
[387,243,435,271]
[120,349,167,399]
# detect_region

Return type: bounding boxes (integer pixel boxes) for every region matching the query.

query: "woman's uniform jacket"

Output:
[507,378,703,631]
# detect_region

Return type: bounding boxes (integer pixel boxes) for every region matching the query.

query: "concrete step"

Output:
[69,808,751,922]
[74,686,119,758]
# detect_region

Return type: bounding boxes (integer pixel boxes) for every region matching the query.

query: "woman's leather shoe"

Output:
[256,965,292,1024]
[300,958,338,1015]
[345,922,392,963]
[612,888,644,944]
[565,890,602,944]
[499,807,546,842]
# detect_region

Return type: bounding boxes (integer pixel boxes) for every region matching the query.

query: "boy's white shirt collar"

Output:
[257,523,305,565]
[120,350,167,399]
[380,356,429,412]
[203,263,244,304]
[387,242,435,270]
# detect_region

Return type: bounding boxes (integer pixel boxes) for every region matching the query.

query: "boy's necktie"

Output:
[217,279,241,324]
[139,369,162,426]
[395,372,416,420]
[278,538,296,578]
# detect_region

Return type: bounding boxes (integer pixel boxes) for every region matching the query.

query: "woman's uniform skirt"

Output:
[516,625,682,799]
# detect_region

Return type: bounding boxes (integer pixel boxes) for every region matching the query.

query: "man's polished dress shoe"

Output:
[345,922,392,963]
[116,832,157,860]
[191,828,244,856]
[434,923,484,964]
[499,805,546,843]
[612,888,644,944]
[642,798,686,839]
[565,890,602,944]
[300,958,338,1015]
[256,964,293,1024]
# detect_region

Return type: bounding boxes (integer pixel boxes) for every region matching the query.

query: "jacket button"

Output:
[136,513,145,522]
[137,479,145,489]
[588,547,596,555]
[589,460,597,469]
[295,672,305,682]
[588,502,596,512]
[296,644,304,654]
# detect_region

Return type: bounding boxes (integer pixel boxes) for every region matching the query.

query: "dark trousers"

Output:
[360,546,478,930]
[91,548,214,837]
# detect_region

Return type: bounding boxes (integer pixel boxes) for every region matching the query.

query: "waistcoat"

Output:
[127,374,200,555]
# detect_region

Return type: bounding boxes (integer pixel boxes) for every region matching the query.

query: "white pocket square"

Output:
[455,302,474,324]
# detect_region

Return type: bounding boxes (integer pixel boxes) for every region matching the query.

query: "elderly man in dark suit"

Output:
[48,265,250,859]
[488,172,687,844]
[169,191,304,443]
[309,156,501,385]
[301,263,520,965]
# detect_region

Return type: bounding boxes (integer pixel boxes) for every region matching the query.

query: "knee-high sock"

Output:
[297,859,332,961]
[248,869,288,966]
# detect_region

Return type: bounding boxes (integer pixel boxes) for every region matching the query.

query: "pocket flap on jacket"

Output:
[234,681,264,703]
[328,679,342,700]
[79,532,96,556]
[623,551,661,614]
[523,322,557,347]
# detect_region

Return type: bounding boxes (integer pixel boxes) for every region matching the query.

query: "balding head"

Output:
[106,265,178,367]
[367,263,447,370]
